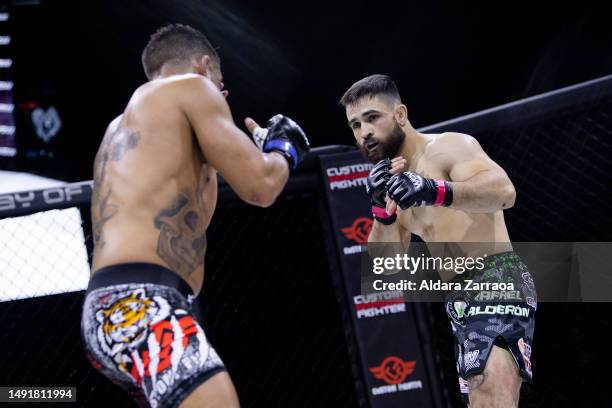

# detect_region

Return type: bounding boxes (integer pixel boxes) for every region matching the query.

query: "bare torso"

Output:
[91,76,217,294]
[398,134,512,272]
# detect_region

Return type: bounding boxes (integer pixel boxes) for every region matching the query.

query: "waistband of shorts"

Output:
[482,251,521,269]
[87,263,193,298]
[449,251,521,284]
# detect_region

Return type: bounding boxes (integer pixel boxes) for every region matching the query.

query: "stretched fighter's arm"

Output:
[181,76,289,207]
[386,133,515,213]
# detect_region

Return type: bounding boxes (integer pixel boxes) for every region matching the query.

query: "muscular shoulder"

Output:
[168,74,216,92]
[167,74,223,108]
[429,132,480,152]
[133,75,221,110]
[424,132,484,171]
[106,115,123,133]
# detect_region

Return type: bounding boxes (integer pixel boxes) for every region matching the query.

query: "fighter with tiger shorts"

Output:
[81,23,309,407]
[82,264,225,407]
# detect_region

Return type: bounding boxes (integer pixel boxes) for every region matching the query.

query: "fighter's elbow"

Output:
[238,183,275,207]
[500,183,516,209]
[246,176,282,208]
[248,190,277,208]
[237,158,286,207]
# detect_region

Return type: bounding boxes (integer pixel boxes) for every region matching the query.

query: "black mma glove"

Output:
[366,159,396,225]
[386,171,453,210]
[252,114,310,170]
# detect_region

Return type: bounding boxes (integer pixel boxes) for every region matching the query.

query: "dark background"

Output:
[5,0,612,180]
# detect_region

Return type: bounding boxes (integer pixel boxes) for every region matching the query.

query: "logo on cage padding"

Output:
[341,217,372,244]
[370,356,416,385]
[31,106,62,143]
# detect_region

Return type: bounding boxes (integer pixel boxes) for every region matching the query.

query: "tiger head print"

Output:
[96,288,169,356]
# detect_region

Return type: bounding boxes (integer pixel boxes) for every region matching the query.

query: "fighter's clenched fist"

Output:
[366,159,396,225]
[386,171,453,209]
[247,114,310,170]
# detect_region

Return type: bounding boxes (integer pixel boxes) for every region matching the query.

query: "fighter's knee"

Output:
[468,371,519,407]
[467,360,521,407]
[179,371,240,408]
[487,345,522,389]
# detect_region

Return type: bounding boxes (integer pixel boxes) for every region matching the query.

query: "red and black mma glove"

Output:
[253,114,310,170]
[386,171,453,209]
[366,159,397,225]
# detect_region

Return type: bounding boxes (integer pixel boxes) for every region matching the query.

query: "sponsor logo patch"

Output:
[446,293,469,326]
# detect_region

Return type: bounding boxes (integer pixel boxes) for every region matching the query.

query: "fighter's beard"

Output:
[359,121,406,163]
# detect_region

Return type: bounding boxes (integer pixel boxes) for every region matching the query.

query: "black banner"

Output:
[319,151,442,407]
[0,181,92,219]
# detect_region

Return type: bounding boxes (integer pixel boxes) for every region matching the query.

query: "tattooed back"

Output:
[91,75,217,294]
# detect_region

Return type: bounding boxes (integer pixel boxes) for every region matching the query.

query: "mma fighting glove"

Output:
[366,159,397,225]
[252,114,310,170]
[386,171,453,210]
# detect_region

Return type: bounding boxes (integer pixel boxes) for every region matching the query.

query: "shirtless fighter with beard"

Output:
[340,74,536,407]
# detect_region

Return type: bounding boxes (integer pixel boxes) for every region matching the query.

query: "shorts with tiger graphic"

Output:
[81,263,225,408]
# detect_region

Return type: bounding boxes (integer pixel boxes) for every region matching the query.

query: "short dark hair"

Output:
[339,74,401,107]
[141,24,220,80]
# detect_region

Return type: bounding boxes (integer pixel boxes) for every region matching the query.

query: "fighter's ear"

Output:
[203,55,215,76]
[394,104,408,126]
[194,55,211,76]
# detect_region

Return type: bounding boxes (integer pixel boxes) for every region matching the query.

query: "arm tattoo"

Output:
[153,190,207,278]
[91,125,141,247]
